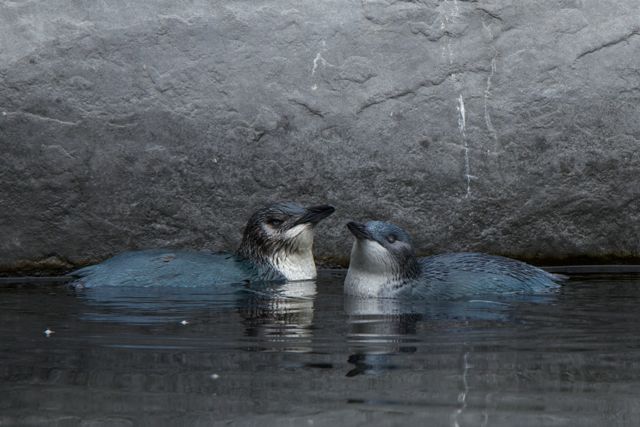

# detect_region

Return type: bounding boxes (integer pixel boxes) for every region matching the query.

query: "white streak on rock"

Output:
[457,94,466,135]
[484,57,498,144]
[311,52,326,76]
[7,111,78,126]
[310,41,334,90]
[440,1,459,70]
[457,94,472,198]
[440,1,474,197]
[482,19,493,39]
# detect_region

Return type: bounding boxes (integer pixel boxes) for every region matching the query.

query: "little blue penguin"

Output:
[71,202,335,288]
[344,221,565,299]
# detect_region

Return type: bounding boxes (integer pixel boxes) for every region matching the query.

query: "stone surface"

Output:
[1,0,640,272]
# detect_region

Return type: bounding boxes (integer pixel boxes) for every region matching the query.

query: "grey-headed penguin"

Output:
[344,221,565,299]
[72,202,335,288]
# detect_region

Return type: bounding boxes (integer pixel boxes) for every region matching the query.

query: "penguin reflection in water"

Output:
[343,289,516,377]
[238,280,318,353]
[345,295,422,377]
[344,221,565,299]
[71,202,335,288]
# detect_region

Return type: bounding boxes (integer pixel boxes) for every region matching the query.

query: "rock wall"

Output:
[1,0,640,272]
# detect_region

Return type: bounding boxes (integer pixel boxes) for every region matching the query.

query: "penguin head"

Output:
[345,221,420,287]
[239,202,335,280]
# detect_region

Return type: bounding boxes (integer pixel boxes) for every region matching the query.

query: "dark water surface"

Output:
[1,272,640,426]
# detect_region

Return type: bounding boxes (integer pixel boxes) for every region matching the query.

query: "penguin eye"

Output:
[267,218,284,227]
[386,234,397,244]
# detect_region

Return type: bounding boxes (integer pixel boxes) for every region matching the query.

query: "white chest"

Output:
[272,250,317,281]
[344,240,398,296]
[344,268,395,297]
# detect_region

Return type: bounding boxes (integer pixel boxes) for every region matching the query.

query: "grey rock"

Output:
[1,0,640,273]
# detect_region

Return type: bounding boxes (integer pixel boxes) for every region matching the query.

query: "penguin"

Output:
[344,221,565,299]
[71,202,335,288]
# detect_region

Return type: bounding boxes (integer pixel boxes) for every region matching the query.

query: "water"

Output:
[1,271,640,426]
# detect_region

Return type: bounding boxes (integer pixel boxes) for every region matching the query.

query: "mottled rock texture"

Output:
[1,0,640,272]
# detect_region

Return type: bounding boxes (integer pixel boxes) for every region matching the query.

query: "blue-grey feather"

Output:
[403,252,562,299]
[72,249,284,288]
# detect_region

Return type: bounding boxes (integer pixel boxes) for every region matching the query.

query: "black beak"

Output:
[347,221,372,240]
[295,205,335,226]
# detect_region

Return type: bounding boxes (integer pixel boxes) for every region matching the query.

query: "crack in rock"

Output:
[288,98,325,118]
[575,30,640,60]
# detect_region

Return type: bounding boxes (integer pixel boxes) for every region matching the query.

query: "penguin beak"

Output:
[347,222,372,240]
[294,205,335,226]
